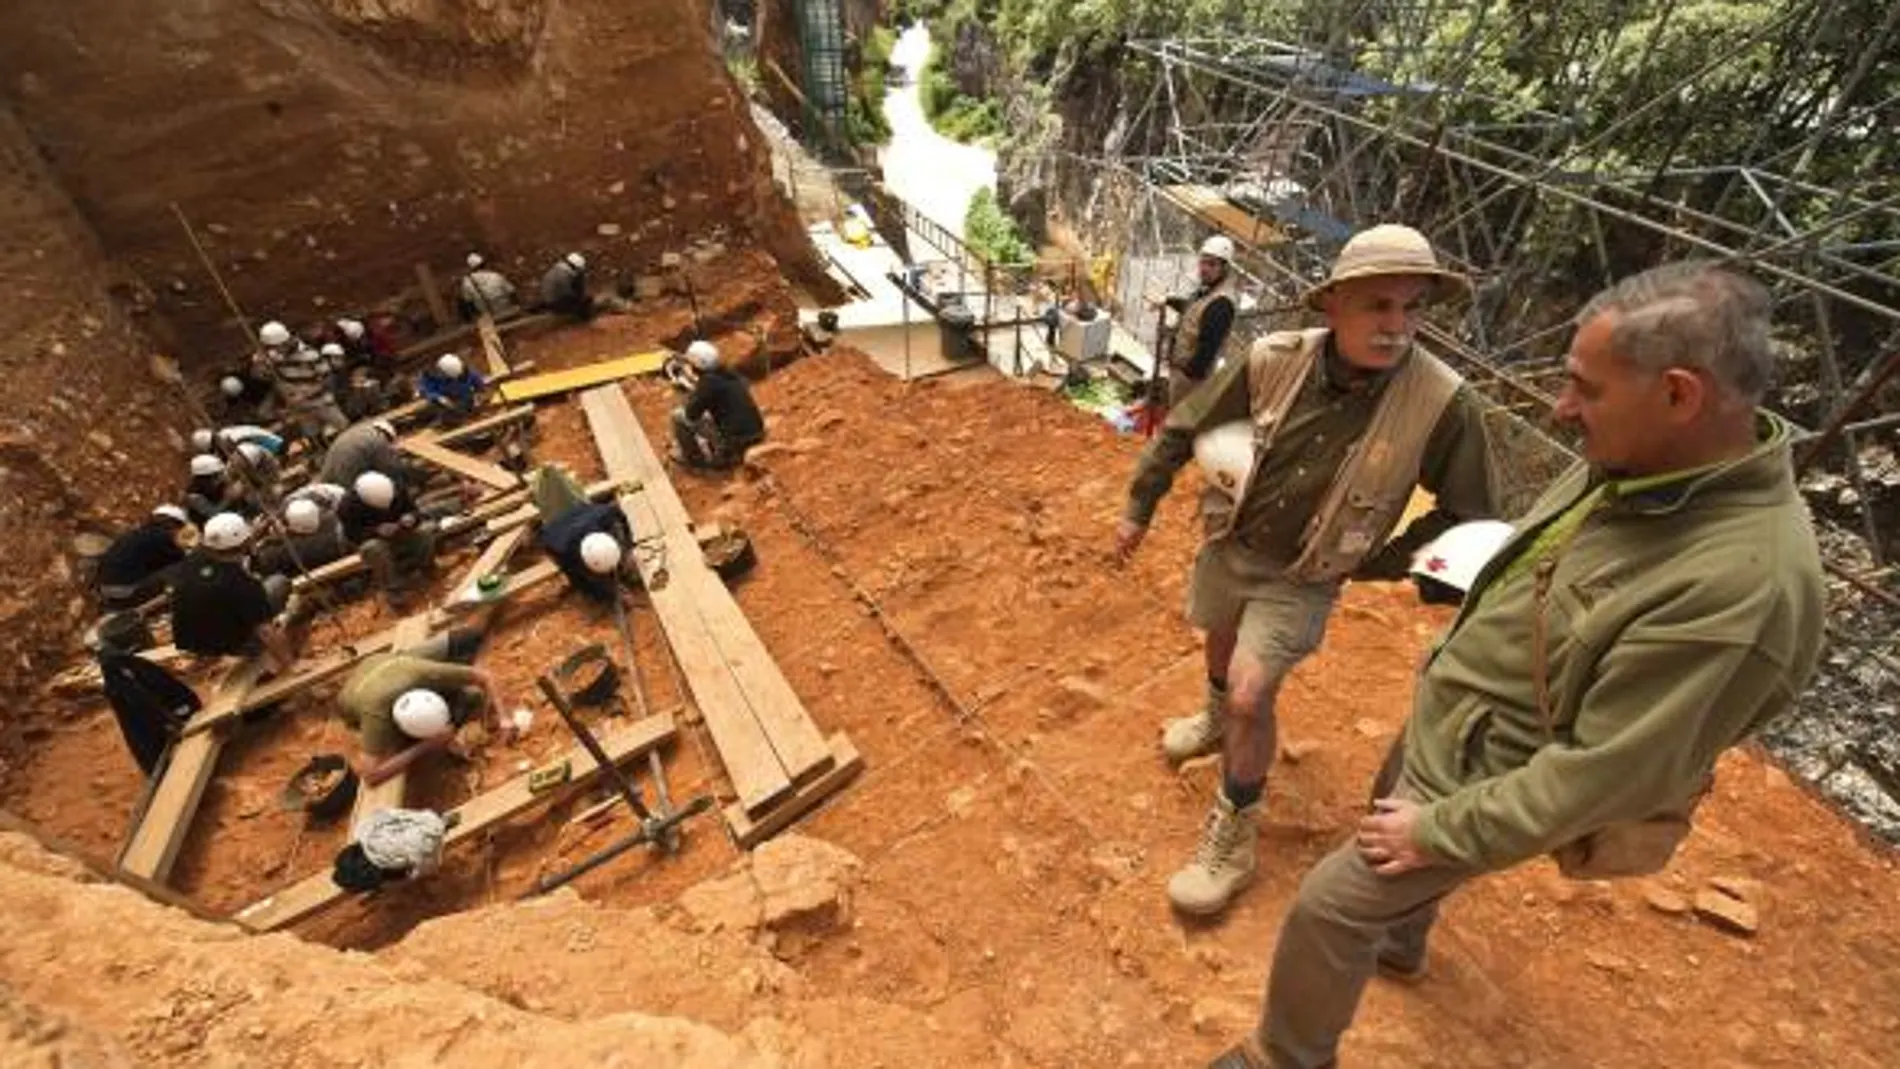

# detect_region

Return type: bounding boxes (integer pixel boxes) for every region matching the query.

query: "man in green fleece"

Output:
[1212,262,1826,1069]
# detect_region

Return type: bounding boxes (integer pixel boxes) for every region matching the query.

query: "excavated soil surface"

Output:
[6,278,1900,1065]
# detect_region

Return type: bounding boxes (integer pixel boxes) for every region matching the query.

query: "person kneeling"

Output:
[670,341,765,470]
[338,628,504,788]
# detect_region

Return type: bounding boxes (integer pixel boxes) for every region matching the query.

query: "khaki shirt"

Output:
[338,653,480,756]
[1126,341,1494,572]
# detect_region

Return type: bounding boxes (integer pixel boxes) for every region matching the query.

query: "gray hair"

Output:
[1578,262,1774,405]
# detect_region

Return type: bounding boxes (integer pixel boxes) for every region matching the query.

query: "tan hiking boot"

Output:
[1161,681,1227,763]
[1167,791,1261,915]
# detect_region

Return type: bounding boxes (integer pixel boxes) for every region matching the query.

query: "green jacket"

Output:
[1407,414,1826,870]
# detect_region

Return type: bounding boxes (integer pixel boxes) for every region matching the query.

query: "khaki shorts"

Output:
[1186,538,1340,676]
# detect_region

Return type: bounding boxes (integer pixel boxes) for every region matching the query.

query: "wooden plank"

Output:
[587,387,833,785]
[231,712,676,932]
[119,656,271,882]
[476,313,511,377]
[424,404,535,448]
[581,387,793,815]
[498,351,669,404]
[722,734,863,848]
[400,438,521,492]
[415,262,451,328]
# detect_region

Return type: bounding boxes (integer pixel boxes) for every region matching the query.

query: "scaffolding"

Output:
[1070,1,1900,832]
[794,0,849,152]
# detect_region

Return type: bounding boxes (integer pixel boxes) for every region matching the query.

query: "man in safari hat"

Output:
[1115,224,1498,917]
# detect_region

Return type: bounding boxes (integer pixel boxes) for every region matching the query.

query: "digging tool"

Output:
[610,586,676,820]
[524,671,711,897]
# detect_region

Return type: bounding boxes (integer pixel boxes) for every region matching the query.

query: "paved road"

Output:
[877,24,997,241]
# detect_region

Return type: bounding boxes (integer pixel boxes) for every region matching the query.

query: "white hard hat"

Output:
[236,441,268,466]
[372,418,397,439]
[1411,520,1516,593]
[152,504,190,525]
[336,318,366,340]
[579,532,623,575]
[353,470,396,510]
[190,453,225,478]
[466,252,485,269]
[259,321,291,347]
[392,689,454,740]
[190,428,215,453]
[320,342,344,358]
[219,376,245,398]
[686,340,719,371]
[202,512,252,551]
[436,353,466,378]
[1193,421,1256,499]
[1200,235,1236,263]
[284,498,322,535]
[565,252,586,270]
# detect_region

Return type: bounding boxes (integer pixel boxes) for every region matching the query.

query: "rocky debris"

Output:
[676,835,863,958]
[1055,674,1111,708]
[1584,948,1633,975]
[1189,996,1254,1037]
[1693,885,1760,936]
[1280,739,1322,764]
[1642,884,1692,916]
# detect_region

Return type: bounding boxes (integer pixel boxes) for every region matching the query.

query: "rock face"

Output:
[0,0,831,354]
[677,834,863,957]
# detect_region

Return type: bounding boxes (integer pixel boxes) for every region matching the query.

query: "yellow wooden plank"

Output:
[400,438,521,492]
[499,351,669,404]
[231,712,676,932]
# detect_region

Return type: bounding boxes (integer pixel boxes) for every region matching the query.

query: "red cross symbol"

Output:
[1425,556,1449,573]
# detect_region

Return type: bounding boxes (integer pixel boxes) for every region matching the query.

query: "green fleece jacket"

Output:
[1406,414,1826,870]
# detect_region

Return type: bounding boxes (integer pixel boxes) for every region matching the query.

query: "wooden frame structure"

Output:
[579,385,860,846]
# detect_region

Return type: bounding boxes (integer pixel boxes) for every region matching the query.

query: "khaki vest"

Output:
[1170,275,1241,373]
[1217,328,1463,582]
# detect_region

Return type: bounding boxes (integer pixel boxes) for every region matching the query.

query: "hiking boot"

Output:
[1161,680,1228,764]
[1376,951,1428,985]
[1167,791,1261,915]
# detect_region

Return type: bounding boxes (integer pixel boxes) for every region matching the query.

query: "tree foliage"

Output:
[965,186,1036,263]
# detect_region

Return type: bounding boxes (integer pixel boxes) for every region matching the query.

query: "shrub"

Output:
[964,187,1034,265]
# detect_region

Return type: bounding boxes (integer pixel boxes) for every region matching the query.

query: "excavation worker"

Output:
[320,418,405,488]
[1115,224,1496,918]
[168,513,294,664]
[253,491,351,580]
[538,252,596,319]
[215,369,273,423]
[336,628,504,787]
[1214,263,1828,1069]
[671,341,765,470]
[95,505,193,611]
[266,329,347,446]
[192,425,286,458]
[341,470,436,594]
[456,252,519,321]
[524,463,631,603]
[417,353,487,424]
[184,453,247,525]
[1160,235,1242,405]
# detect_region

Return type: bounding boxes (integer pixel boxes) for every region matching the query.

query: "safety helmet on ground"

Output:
[1192,421,1257,499]
[579,532,623,575]
[466,253,485,269]
[190,453,226,478]
[152,504,190,525]
[284,498,322,535]
[565,252,586,270]
[336,318,366,340]
[436,353,466,378]
[372,418,397,440]
[392,689,454,740]
[353,470,396,510]
[259,321,292,347]
[1199,235,1237,264]
[202,512,252,552]
[190,428,215,453]
[1410,520,1515,594]
[220,376,245,398]
[686,340,719,371]
[320,342,344,359]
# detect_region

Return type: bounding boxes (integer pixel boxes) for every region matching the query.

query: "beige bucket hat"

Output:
[1304,224,1469,309]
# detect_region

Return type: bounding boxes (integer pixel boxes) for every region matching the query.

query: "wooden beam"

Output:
[476,313,511,377]
[415,262,452,329]
[722,734,863,848]
[581,386,793,815]
[586,387,833,786]
[399,438,521,492]
[422,404,535,448]
[119,656,271,882]
[496,351,669,404]
[230,712,676,932]
[393,313,557,364]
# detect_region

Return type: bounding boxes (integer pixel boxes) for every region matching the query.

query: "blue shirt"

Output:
[418,368,487,411]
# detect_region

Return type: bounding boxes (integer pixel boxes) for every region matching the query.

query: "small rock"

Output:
[1055,675,1110,708]
[812,409,846,432]
[745,442,793,464]
[608,180,626,195]
[597,223,623,237]
[944,784,979,818]
[1693,888,1759,936]
[1353,718,1385,739]
[1708,874,1760,903]
[788,437,824,455]
[817,662,838,677]
[1773,1019,1806,1045]
[1280,739,1321,764]
[662,195,678,210]
[1584,948,1631,974]
[660,252,684,270]
[1643,885,1691,916]
[1189,997,1251,1037]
